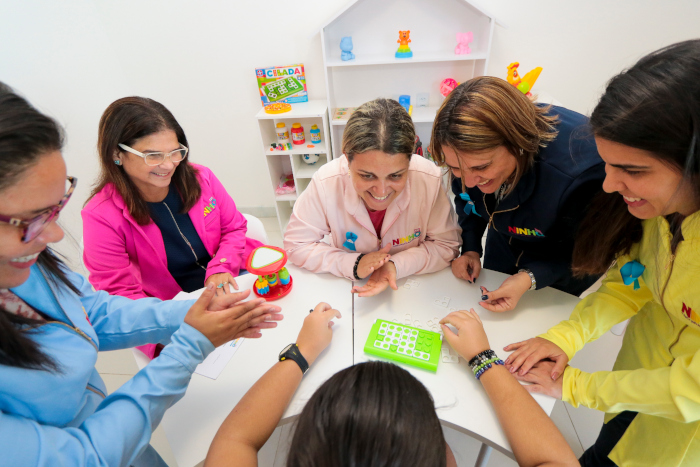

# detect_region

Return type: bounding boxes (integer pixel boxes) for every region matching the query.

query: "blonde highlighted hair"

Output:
[342,98,415,162]
[430,76,559,192]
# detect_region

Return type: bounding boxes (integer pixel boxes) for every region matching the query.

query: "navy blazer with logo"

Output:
[453,105,605,295]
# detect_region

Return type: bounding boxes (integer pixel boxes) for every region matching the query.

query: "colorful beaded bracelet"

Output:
[472,357,499,374]
[469,349,497,370]
[475,359,504,380]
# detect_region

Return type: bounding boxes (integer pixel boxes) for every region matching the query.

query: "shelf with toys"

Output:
[324,51,488,68]
[255,98,330,232]
[317,0,499,161]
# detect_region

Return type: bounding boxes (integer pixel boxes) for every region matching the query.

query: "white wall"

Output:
[1,0,698,270]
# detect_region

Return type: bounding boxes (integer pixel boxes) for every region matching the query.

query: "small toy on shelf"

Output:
[507,62,542,97]
[302,153,320,165]
[275,174,295,195]
[454,32,473,55]
[333,107,357,121]
[440,78,459,97]
[247,246,293,301]
[264,103,292,114]
[309,124,321,143]
[291,123,305,145]
[340,36,355,61]
[276,123,290,144]
[395,30,413,58]
[398,95,411,113]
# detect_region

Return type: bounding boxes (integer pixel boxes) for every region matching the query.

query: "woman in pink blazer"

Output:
[284,98,461,297]
[82,97,261,358]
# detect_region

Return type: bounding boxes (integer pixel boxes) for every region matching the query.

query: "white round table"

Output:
[136,265,579,467]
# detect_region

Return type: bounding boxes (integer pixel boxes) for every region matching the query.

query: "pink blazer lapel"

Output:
[189,195,212,255]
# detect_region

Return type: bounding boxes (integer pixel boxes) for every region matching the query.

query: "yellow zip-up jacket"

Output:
[539,212,700,466]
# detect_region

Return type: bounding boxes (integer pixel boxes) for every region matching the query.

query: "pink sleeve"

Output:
[389,181,462,278]
[204,171,261,279]
[283,176,359,280]
[81,209,149,300]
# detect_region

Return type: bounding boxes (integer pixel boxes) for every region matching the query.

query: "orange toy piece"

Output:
[395,30,413,58]
[264,103,292,114]
[507,62,542,97]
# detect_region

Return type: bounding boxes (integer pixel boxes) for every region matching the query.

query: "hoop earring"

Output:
[114,160,122,166]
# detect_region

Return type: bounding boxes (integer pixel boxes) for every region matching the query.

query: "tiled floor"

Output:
[96,218,620,466]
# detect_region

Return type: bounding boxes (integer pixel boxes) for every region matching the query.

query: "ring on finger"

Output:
[217,283,225,288]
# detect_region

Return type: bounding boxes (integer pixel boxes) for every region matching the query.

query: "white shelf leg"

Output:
[474,444,492,467]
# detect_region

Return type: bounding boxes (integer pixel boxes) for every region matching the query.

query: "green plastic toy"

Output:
[364,319,442,372]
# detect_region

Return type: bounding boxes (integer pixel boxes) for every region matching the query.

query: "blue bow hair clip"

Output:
[620,260,645,290]
[459,193,482,218]
[343,231,358,251]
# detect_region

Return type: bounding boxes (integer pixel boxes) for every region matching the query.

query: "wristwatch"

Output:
[518,269,537,291]
[279,343,309,374]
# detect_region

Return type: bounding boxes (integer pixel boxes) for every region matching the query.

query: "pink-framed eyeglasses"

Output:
[0,176,77,243]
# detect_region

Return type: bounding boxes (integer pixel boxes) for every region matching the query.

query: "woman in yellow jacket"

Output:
[504,40,700,466]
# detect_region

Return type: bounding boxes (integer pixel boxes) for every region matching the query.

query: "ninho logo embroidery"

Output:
[392,228,421,246]
[508,226,545,237]
[682,302,700,326]
[204,197,217,217]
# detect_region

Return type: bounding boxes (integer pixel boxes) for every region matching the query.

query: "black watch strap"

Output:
[279,343,309,374]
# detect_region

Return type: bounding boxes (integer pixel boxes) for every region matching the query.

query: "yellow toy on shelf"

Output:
[507,62,542,97]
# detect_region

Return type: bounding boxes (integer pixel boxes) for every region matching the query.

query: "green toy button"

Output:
[391,345,398,351]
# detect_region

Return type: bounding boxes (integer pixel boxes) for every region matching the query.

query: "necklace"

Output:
[161,202,207,271]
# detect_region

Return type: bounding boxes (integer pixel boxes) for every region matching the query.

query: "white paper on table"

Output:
[195,339,244,379]
[172,289,243,379]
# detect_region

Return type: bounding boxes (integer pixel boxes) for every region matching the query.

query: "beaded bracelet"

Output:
[469,349,497,370]
[353,254,365,280]
[473,357,499,374]
[475,359,505,380]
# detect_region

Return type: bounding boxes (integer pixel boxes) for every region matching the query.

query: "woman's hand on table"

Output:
[356,244,392,279]
[185,284,283,347]
[513,360,564,399]
[478,272,532,313]
[504,337,569,380]
[451,251,481,283]
[351,261,398,297]
[206,272,239,296]
[296,302,342,366]
[439,309,490,361]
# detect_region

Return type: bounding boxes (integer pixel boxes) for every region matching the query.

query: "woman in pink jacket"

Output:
[284,98,461,297]
[82,97,261,357]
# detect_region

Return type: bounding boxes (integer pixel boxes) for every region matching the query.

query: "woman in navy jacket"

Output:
[431,77,604,312]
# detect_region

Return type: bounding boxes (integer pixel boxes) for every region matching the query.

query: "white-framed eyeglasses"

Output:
[118,143,189,167]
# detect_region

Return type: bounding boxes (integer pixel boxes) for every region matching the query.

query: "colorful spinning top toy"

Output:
[247,245,293,301]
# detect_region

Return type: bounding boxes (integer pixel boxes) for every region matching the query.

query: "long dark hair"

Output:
[0,82,79,371]
[286,361,447,466]
[87,97,201,225]
[573,40,700,276]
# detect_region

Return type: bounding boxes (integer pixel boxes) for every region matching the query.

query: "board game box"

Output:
[255,64,308,105]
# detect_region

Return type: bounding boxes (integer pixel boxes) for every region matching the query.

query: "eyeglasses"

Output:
[118,143,189,166]
[0,176,77,243]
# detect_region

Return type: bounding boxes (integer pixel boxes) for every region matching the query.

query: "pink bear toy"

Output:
[455,32,473,55]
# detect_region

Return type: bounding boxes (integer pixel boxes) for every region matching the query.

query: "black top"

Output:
[148,184,211,293]
[453,105,605,296]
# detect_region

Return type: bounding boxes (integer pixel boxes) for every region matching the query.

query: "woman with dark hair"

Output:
[505,40,700,466]
[83,97,262,358]
[285,98,461,297]
[0,83,283,465]
[431,76,605,312]
[204,304,577,466]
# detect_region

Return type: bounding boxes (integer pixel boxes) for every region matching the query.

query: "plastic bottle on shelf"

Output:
[309,124,321,144]
[291,123,305,145]
[276,123,290,144]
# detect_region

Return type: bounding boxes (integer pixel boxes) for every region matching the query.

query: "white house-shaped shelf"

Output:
[317,0,502,158]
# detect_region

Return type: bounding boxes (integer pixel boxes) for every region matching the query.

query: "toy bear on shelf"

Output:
[247,246,293,301]
[340,36,355,61]
[455,32,473,55]
[395,30,413,58]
